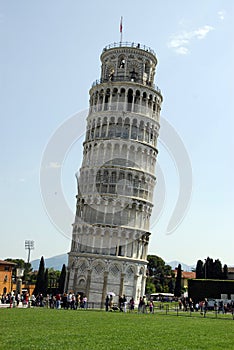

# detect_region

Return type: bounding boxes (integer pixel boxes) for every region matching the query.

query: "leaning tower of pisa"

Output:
[66,42,163,305]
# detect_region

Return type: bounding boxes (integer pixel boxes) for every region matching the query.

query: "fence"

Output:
[152,303,234,321]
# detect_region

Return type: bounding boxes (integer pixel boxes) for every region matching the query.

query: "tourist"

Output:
[105,295,109,312]
[123,294,127,312]
[83,295,87,309]
[55,293,61,309]
[138,297,143,313]
[67,292,72,309]
[129,297,135,312]
[118,295,123,312]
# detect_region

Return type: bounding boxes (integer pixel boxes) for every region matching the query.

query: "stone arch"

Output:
[105,142,112,163]
[131,119,138,140]
[123,117,130,139]
[138,120,144,141]
[95,117,101,138]
[145,122,150,143]
[108,116,115,137]
[119,88,126,108]
[116,116,122,137]
[99,89,104,110]
[113,143,120,158]
[107,64,115,81]
[91,259,105,274]
[118,54,126,69]
[125,264,136,277]
[104,88,111,111]
[144,59,150,78]
[134,89,141,113]
[148,94,153,111]
[142,91,147,112]
[78,258,89,272]
[101,117,107,138]
[112,87,118,106]
[127,88,133,111]
[109,262,122,276]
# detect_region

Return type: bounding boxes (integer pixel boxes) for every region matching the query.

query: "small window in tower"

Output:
[96,171,101,182]
[123,125,129,139]
[144,61,150,74]
[127,89,133,111]
[109,68,114,81]
[120,59,125,68]
[118,245,123,256]
[109,184,116,194]
[103,171,109,183]
[130,68,138,82]
[118,55,126,69]
[119,172,125,180]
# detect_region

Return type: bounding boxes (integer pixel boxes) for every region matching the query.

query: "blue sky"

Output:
[1,1,233,266]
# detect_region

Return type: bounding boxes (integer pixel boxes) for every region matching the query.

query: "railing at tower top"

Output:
[102,42,156,55]
[91,77,161,94]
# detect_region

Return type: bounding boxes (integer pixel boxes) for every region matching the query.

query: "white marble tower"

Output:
[66,42,162,305]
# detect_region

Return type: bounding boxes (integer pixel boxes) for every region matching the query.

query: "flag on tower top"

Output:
[120,16,123,33]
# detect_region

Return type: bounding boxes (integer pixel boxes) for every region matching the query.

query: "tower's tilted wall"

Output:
[66,42,162,305]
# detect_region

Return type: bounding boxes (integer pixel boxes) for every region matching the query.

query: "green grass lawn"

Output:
[0,308,233,350]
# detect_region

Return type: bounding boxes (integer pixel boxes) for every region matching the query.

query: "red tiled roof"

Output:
[173,270,196,279]
[0,260,17,266]
[182,271,196,279]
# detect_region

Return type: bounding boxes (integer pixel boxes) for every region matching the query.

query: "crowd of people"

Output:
[105,294,154,313]
[0,291,88,309]
[0,292,25,307]
[178,297,234,314]
[1,291,233,315]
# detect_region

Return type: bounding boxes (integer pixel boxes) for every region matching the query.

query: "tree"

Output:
[147,255,166,277]
[168,278,175,294]
[174,264,182,297]
[146,255,174,294]
[145,278,156,294]
[44,268,49,295]
[213,259,223,279]
[195,260,204,279]
[5,258,33,283]
[33,256,45,296]
[223,264,228,280]
[58,264,66,294]
[196,257,228,280]
[204,257,214,279]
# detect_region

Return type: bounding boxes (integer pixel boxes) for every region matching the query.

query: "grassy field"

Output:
[0,308,234,350]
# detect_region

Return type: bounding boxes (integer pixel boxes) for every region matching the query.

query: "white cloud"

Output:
[218,10,225,21]
[168,25,214,55]
[175,47,189,55]
[194,25,214,39]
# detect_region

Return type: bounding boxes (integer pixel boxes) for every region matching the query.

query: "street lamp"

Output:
[25,240,34,297]
[16,268,25,294]
[25,240,34,263]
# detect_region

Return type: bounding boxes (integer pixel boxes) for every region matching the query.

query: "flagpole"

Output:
[120,16,123,43]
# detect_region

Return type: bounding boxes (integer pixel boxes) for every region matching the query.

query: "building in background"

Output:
[227,267,234,280]
[173,269,196,291]
[66,42,163,305]
[0,260,16,295]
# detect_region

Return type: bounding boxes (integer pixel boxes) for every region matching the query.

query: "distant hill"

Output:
[31,253,68,271]
[167,260,194,271]
[31,254,193,272]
